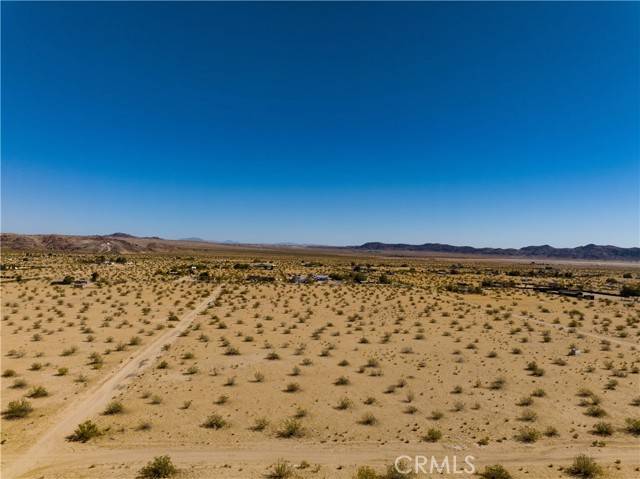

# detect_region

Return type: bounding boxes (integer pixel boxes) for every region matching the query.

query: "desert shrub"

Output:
[515,426,540,443]
[67,420,101,442]
[336,397,353,410]
[358,413,377,426]
[591,422,613,436]
[136,421,153,431]
[224,345,240,356]
[532,388,546,397]
[566,455,602,478]
[334,375,350,386]
[489,377,506,390]
[381,462,416,478]
[293,407,307,419]
[137,455,177,478]
[103,401,124,415]
[251,417,269,431]
[201,413,227,429]
[57,367,69,376]
[479,464,512,479]
[518,409,537,422]
[544,426,559,437]
[26,385,49,398]
[3,399,33,419]
[2,369,16,377]
[625,417,640,435]
[422,428,442,442]
[585,406,606,418]
[516,396,533,406]
[265,459,294,479]
[354,466,378,479]
[283,382,300,393]
[276,418,304,438]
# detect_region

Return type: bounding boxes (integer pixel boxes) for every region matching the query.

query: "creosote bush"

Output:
[103,401,124,415]
[137,455,177,479]
[201,413,227,429]
[478,464,512,479]
[3,399,33,419]
[265,459,294,479]
[67,420,101,442]
[566,455,602,478]
[422,428,442,442]
[276,418,304,438]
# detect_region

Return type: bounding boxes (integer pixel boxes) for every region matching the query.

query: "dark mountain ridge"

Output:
[354,242,640,261]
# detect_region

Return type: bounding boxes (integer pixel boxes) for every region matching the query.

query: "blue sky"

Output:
[2,2,638,247]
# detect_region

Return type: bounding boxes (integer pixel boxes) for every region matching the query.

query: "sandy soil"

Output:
[1,253,639,478]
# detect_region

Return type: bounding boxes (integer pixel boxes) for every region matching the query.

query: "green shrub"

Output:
[265,459,294,479]
[566,455,602,478]
[422,428,442,442]
[358,413,377,426]
[103,401,124,415]
[137,455,177,478]
[354,466,378,479]
[276,418,304,438]
[479,464,512,479]
[26,385,49,398]
[591,422,613,436]
[67,420,101,442]
[201,413,227,429]
[625,417,640,436]
[515,426,540,443]
[585,406,606,418]
[2,399,33,419]
[251,417,269,431]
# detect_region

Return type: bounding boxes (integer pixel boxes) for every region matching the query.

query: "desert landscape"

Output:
[1,243,639,478]
[3,2,638,478]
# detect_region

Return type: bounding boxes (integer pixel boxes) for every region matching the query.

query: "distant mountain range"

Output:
[1,233,638,261]
[353,242,640,261]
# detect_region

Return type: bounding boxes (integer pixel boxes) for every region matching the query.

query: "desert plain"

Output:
[1,248,639,479]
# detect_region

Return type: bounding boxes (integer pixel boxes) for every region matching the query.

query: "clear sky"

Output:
[2,2,638,247]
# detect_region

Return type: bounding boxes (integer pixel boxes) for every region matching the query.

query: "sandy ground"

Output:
[1,253,639,478]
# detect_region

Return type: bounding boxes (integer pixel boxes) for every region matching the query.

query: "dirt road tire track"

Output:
[2,286,222,479]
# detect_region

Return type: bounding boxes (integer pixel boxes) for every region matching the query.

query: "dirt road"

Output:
[2,286,222,479]
[7,439,640,478]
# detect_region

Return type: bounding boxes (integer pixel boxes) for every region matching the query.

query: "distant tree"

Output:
[91,272,99,282]
[352,272,367,284]
[621,284,640,297]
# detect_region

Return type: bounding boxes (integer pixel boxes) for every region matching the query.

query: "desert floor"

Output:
[1,252,639,478]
